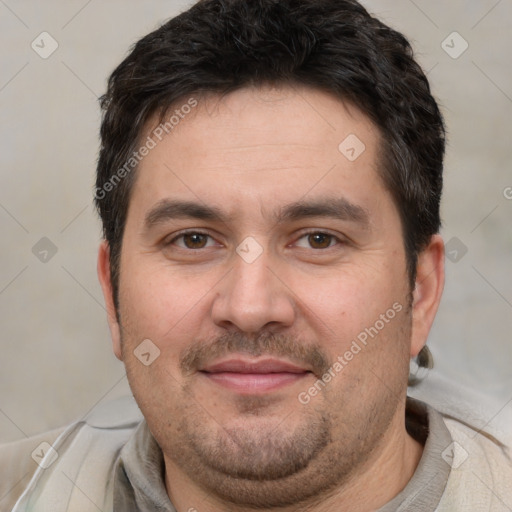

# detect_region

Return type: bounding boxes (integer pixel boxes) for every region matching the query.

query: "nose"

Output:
[211,244,296,334]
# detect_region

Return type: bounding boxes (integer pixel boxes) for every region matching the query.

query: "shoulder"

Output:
[438,416,512,510]
[1,396,143,511]
[0,426,67,511]
[408,372,512,510]
[408,371,512,446]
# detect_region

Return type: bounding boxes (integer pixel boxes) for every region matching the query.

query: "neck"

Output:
[164,404,424,512]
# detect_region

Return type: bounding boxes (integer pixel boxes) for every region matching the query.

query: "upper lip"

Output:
[200,357,310,374]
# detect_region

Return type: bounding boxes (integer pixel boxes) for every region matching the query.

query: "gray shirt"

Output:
[113,397,452,511]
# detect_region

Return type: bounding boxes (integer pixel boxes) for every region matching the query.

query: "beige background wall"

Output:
[1,0,511,442]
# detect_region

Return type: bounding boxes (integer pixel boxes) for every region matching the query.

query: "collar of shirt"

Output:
[377,397,452,511]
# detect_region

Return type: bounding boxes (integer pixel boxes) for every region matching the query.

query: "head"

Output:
[96,0,445,508]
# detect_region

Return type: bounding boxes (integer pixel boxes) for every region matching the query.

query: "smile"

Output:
[199,357,311,393]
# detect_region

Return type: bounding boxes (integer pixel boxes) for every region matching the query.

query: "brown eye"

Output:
[168,232,214,249]
[181,233,209,249]
[307,233,334,249]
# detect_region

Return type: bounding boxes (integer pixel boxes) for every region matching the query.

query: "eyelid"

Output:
[165,229,220,248]
[164,228,348,250]
[292,229,346,249]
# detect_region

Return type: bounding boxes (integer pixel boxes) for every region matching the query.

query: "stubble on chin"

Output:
[122,308,413,509]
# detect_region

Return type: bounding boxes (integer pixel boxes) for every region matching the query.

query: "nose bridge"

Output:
[211,240,295,332]
[233,246,272,302]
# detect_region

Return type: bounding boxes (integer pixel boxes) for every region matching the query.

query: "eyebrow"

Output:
[144,197,370,230]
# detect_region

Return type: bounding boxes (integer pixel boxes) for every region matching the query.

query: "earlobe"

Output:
[97,241,123,361]
[410,234,445,358]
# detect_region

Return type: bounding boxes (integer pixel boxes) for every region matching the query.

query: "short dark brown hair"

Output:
[95,0,445,310]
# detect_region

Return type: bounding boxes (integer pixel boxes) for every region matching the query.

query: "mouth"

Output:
[199,357,312,394]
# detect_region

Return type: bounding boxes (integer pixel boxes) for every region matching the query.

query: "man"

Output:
[2,0,511,510]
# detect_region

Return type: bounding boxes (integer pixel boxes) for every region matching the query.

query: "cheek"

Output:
[117,256,217,350]
[288,264,410,381]
[290,263,403,331]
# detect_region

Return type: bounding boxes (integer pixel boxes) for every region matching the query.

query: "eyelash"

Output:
[165,229,345,250]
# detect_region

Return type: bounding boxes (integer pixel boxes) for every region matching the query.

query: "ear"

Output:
[97,240,123,361]
[410,234,445,358]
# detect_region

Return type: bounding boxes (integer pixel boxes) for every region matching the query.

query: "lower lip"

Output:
[201,372,309,393]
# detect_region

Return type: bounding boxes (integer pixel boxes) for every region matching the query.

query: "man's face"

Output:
[102,86,429,507]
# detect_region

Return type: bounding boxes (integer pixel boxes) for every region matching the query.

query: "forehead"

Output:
[130,85,389,222]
